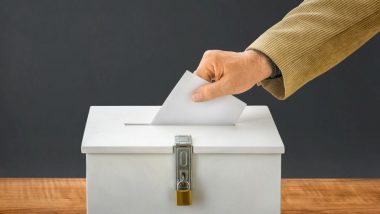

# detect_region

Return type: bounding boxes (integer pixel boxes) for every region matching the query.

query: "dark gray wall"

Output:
[0,0,379,178]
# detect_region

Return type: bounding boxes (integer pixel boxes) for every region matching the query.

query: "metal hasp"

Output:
[174,135,193,206]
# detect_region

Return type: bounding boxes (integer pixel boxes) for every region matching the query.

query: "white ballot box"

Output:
[81,106,284,214]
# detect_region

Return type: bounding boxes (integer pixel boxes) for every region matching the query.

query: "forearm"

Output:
[247,0,380,99]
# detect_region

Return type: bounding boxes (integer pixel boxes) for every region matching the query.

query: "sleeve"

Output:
[246,0,380,100]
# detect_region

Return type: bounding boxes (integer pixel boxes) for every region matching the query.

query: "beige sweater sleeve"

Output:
[247,0,380,100]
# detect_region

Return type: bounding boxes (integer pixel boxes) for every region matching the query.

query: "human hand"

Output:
[192,50,273,102]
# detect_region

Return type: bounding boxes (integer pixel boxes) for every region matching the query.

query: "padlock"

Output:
[176,189,192,206]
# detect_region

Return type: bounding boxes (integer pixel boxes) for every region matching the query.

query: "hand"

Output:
[192,50,273,102]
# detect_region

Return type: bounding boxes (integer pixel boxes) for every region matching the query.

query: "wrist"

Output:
[244,50,273,81]
[248,49,282,80]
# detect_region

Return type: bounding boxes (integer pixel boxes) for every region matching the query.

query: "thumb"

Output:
[192,80,228,102]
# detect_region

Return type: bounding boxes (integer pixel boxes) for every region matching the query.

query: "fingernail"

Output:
[192,92,203,102]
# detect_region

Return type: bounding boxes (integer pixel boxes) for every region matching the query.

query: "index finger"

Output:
[194,66,213,82]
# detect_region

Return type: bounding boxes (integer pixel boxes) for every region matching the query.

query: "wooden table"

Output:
[0,179,379,214]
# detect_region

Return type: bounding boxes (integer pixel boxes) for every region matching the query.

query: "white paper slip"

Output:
[151,71,247,125]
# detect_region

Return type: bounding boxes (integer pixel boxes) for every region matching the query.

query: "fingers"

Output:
[194,50,220,82]
[194,67,213,82]
[192,79,228,102]
[192,50,229,102]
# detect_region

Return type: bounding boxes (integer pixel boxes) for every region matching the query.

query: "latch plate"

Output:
[174,135,193,206]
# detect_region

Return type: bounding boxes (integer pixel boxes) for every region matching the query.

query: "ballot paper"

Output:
[151,71,246,125]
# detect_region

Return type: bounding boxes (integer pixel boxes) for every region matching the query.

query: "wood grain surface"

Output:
[0,178,85,214]
[0,178,379,213]
[282,179,380,214]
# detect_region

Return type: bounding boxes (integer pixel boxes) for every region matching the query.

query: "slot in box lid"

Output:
[81,106,284,154]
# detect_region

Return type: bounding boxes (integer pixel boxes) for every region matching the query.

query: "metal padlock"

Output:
[175,135,193,206]
[176,189,192,206]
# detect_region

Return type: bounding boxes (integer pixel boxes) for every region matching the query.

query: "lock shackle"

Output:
[177,181,190,190]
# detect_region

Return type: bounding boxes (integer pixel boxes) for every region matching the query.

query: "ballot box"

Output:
[81,106,284,214]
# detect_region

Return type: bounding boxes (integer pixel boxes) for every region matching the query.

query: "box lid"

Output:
[81,106,284,154]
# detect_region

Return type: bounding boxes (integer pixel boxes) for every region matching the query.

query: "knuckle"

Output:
[203,50,219,59]
[202,86,212,97]
[224,79,239,92]
[204,86,217,99]
[203,50,213,57]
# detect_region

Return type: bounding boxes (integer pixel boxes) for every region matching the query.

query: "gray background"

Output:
[0,0,379,178]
